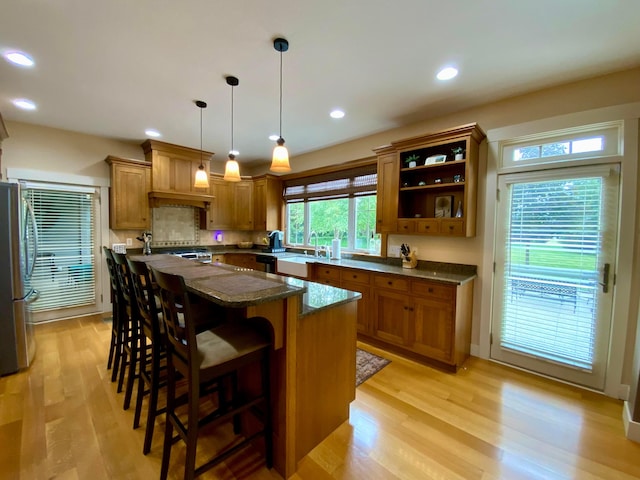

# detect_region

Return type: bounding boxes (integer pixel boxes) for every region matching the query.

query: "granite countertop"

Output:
[129,254,360,314]
[138,246,477,285]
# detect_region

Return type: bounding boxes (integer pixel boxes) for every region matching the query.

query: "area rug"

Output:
[356,348,391,387]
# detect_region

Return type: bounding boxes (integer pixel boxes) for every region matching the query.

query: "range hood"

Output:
[142,139,215,210]
[148,190,214,209]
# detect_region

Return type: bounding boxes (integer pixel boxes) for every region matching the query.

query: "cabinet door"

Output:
[207,178,234,229]
[253,176,282,231]
[224,253,259,270]
[343,280,370,335]
[110,162,150,230]
[234,180,254,230]
[372,289,410,346]
[375,153,398,233]
[412,296,455,363]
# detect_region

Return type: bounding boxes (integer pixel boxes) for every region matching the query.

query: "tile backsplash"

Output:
[151,205,199,247]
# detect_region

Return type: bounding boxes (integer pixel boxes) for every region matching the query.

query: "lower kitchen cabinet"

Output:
[370,273,473,370]
[308,262,473,371]
[223,253,259,270]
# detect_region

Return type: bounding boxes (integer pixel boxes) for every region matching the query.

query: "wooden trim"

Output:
[147,190,214,209]
[104,155,151,167]
[278,156,377,182]
[0,113,8,141]
[141,139,214,162]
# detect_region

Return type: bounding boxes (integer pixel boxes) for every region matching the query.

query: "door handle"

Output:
[599,263,610,293]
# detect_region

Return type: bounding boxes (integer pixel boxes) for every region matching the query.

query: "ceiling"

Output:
[2,1,640,169]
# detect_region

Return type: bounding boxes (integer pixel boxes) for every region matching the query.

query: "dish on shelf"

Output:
[424,154,447,165]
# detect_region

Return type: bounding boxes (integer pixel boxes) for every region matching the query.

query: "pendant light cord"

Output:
[279,48,283,139]
[199,105,203,167]
[231,83,234,153]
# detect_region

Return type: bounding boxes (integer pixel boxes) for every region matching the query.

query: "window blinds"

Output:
[25,185,96,312]
[283,164,377,203]
[501,176,605,371]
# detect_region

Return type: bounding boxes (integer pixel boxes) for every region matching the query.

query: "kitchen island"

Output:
[129,254,361,479]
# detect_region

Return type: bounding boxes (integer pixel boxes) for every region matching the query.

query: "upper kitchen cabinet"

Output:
[202,175,254,231]
[253,175,283,231]
[105,156,151,230]
[142,139,214,208]
[373,123,485,237]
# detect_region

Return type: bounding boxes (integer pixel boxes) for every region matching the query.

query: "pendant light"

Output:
[193,100,210,188]
[270,37,291,173]
[223,76,241,182]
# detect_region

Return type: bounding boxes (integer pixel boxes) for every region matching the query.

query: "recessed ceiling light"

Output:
[4,51,34,67]
[437,66,458,81]
[330,109,345,119]
[145,129,161,138]
[229,149,239,156]
[13,98,36,110]
[268,134,279,141]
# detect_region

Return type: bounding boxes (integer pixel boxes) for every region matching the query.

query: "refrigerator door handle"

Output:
[24,198,39,280]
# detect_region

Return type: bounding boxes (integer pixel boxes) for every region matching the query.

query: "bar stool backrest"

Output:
[127,257,163,344]
[151,268,194,372]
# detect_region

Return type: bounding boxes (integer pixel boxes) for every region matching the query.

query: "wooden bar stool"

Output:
[103,247,125,383]
[112,251,142,409]
[127,257,167,454]
[152,267,273,480]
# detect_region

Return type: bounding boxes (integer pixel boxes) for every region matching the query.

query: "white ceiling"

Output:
[2,1,639,169]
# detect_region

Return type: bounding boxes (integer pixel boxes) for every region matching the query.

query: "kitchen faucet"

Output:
[308,231,319,257]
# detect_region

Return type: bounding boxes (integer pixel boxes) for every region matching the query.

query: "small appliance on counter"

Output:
[262,230,285,253]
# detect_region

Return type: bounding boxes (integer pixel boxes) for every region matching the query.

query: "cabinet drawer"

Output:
[315,265,341,283]
[441,219,465,236]
[397,220,415,234]
[411,280,455,301]
[340,268,370,285]
[373,274,409,292]
[416,219,440,234]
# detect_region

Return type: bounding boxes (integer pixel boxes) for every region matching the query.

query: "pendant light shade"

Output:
[224,76,241,182]
[270,37,291,173]
[194,100,210,188]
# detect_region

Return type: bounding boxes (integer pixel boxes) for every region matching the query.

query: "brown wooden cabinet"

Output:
[373,123,485,237]
[223,253,259,270]
[203,176,254,231]
[375,152,399,234]
[105,156,151,230]
[253,175,282,231]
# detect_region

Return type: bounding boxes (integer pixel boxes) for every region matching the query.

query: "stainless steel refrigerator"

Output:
[0,182,38,375]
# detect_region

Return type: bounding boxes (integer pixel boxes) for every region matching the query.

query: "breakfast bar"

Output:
[130,254,361,478]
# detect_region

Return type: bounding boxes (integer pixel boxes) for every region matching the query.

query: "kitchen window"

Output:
[283,164,379,254]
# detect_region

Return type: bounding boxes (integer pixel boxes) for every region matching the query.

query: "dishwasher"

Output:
[255,254,277,273]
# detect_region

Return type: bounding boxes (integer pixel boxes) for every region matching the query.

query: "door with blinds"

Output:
[491,165,619,390]
[23,182,98,322]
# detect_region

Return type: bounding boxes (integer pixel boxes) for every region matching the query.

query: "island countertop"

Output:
[129,254,361,315]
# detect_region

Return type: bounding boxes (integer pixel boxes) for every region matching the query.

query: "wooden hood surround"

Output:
[142,139,215,209]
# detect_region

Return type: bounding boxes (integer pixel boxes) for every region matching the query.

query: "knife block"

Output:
[402,250,418,269]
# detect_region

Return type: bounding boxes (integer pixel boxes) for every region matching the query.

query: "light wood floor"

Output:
[1,315,639,480]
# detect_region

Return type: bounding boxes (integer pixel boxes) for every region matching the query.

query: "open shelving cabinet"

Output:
[374,123,485,237]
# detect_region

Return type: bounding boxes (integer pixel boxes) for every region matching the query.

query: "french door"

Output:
[491,164,619,390]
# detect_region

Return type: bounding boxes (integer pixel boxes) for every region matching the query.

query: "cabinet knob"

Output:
[387,281,392,286]
[428,288,433,293]
[352,275,357,279]
[449,225,454,230]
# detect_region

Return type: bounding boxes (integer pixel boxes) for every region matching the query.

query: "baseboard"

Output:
[623,401,640,443]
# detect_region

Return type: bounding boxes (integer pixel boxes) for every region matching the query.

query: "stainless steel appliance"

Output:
[0,182,38,375]
[171,251,213,263]
[256,254,277,273]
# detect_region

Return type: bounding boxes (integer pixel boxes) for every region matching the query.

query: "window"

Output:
[24,182,97,315]
[501,122,621,170]
[283,164,379,254]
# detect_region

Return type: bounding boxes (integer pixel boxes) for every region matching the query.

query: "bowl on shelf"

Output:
[237,241,254,249]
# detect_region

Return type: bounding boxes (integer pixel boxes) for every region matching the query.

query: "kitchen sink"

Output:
[276,256,310,278]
